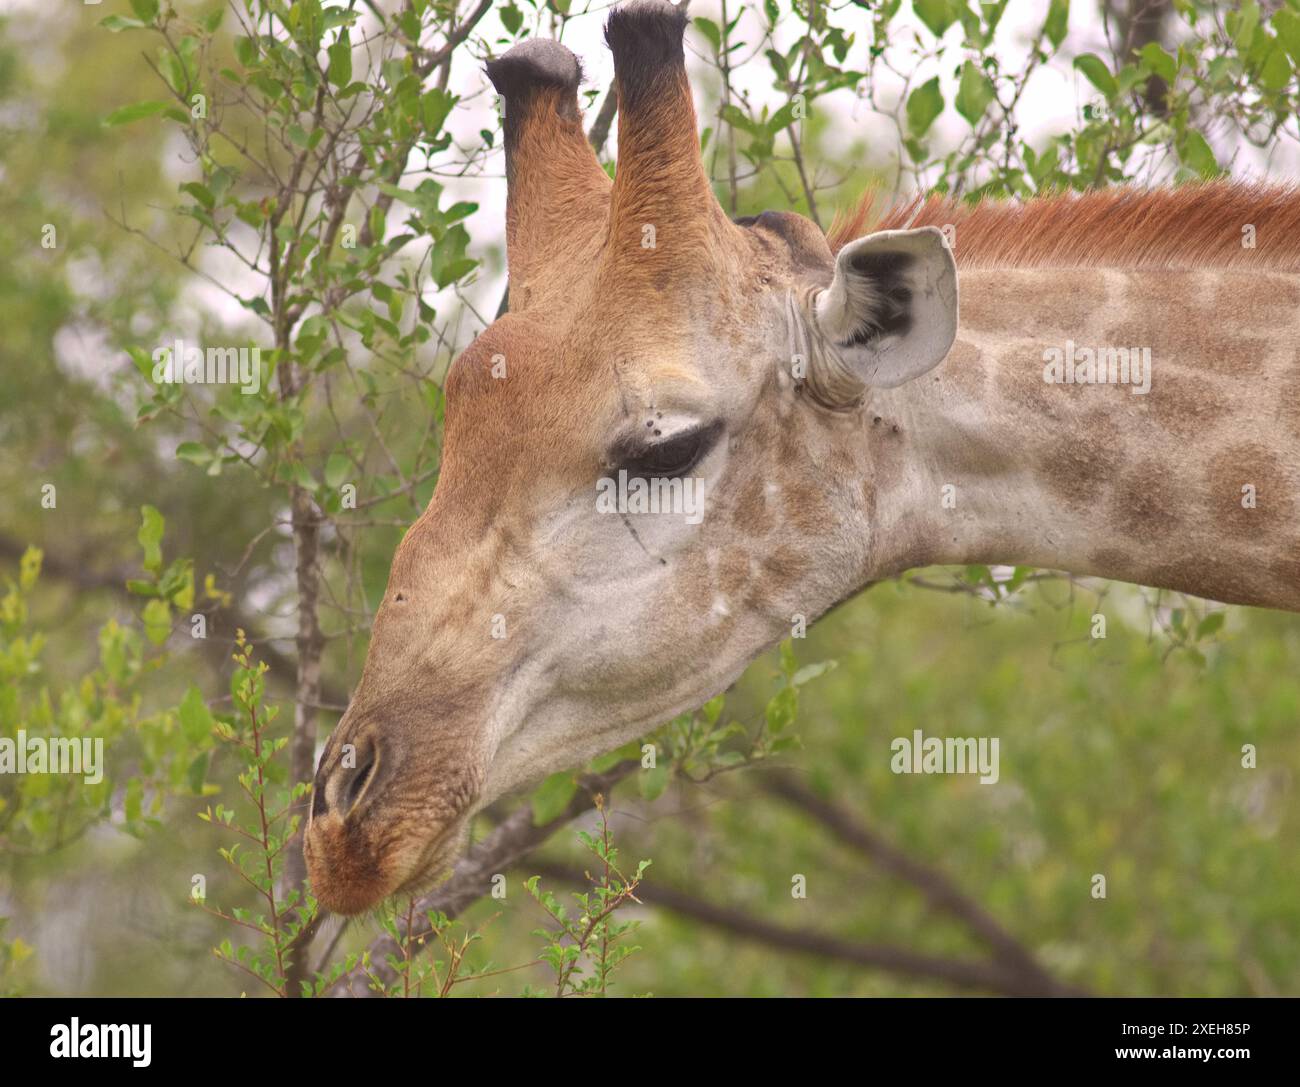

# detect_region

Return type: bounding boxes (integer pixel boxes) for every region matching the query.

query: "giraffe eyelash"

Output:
[610,420,723,480]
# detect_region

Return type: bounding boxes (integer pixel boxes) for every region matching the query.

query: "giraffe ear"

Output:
[813,226,958,390]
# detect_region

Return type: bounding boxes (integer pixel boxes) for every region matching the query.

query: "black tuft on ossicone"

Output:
[605,0,690,110]
[484,40,585,153]
[485,38,583,99]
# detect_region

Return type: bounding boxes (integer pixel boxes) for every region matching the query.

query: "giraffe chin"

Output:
[391,833,464,904]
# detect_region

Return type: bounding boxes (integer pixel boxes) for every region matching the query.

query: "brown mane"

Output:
[828,180,1300,271]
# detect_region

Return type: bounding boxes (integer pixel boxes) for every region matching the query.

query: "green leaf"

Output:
[234,36,259,68]
[1179,130,1219,178]
[765,47,790,84]
[324,453,351,489]
[421,89,456,134]
[180,181,214,209]
[702,694,725,725]
[104,101,172,126]
[142,598,172,646]
[719,103,761,136]
[175,443,213,471]
[124,778,143,825]
[1044,0,1069,49]
[531,772,577,825]
[766,100,798,135]
[955,61,995,126]
[1073,53,1117,98]
[1231,1,1261,51]
[99,15,148,32]
[129,0,160,20]
[328,30,352,88]
[1196,613,1226,639]
[906,76,944,136]
[179,686,215,744]
[914,0,954,38]
[323,7,359,31]
[138,505,165,574]
[501,5,524,36]
[158,558,193,609]
[1275,10,1300,66]
[792,660,836,687]
[429,224,476,289]
[157,51,188,96]
[590,741,641,773]
[1258,38,1292,93]
[694,16,722,53]
[638,763,670,801]
[18,546,42,590]
[765,686,797,735]
[1005,565,1032,593]
[1138,42,1176,85]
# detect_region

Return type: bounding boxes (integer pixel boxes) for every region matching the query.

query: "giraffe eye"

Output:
[616,421,722,479]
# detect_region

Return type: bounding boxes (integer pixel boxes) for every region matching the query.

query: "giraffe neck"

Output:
[858,265,1300,612]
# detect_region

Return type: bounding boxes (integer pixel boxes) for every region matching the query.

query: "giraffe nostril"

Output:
[311,780,329,819]
[344,750,377,813]
[316,735,382,821]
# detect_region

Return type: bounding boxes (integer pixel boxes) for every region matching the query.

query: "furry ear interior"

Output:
[814,226,958,389]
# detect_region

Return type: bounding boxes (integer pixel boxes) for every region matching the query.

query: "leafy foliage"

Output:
[526,797,651,997]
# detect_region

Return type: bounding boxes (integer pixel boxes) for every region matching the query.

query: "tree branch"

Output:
[761,771,1081,996]
[529,860,1063,997]
[415,0,493,81]
[587,80,618,156]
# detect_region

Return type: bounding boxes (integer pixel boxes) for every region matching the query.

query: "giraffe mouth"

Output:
[390,819,468,904]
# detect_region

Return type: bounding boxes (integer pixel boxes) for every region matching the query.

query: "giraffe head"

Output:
[305,0,958,915]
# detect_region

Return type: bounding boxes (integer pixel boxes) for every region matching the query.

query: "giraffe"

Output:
[304,0,1300,915]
